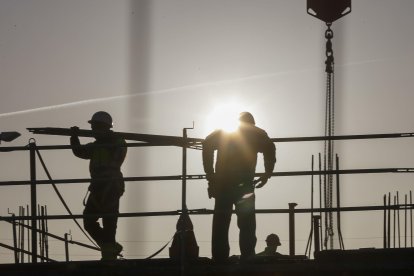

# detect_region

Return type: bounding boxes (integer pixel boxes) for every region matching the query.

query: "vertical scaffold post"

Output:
[288,203,298,256]
[383,194,386,248]
[181,124,193,276]
[64,233,70,262]
[313,215,321,255]
[12,214,18,263]
[29,141,37,263]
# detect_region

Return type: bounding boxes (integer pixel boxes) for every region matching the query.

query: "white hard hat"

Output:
[88,111,113,128]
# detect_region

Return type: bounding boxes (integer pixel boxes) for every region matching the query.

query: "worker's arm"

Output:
[70,126,93,159]
[202,130,220,179]
[256,132,276,188]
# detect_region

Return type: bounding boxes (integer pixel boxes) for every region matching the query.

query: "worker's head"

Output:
[238,112,255,126]
[88,111,113,131]
[266,233,281,247]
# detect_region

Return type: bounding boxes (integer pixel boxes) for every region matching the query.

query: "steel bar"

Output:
[2,204,414,221]
[383,195,386,248]
[405,194,407,248]
[411,191,413,247]
[313,216,321,255]
[64,233,70,262]
[1,168,414,187]
[0,242,55,262]
[394,196,396,248]
[288,203,298,256]
[397,192,401,248]
[29,142,37,263]
[388,193,391,249]
[11,214,18,263]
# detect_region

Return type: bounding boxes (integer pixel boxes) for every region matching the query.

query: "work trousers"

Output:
[83,181,121,247]
[212,191,256,261]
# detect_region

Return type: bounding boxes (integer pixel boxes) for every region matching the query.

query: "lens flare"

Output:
[205,102,245,133]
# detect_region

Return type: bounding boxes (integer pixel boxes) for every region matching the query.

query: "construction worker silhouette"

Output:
[257,233,282,257]
[202,112,276,262]
[70,111,127,260]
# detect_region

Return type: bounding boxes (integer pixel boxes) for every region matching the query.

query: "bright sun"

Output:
[205,102,246,133]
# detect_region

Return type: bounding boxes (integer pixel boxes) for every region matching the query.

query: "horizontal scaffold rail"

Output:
[0,130,412,152]
[0,168,413,186]
[27,127,414,146]
[2,204,413,221]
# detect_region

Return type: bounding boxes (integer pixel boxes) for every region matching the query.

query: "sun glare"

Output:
[205,102,245,134]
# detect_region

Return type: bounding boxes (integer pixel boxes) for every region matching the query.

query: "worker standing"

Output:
[202,112,276,262]
[70,111,127,260]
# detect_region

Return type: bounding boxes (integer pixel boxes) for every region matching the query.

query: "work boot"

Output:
[101,242,123,261]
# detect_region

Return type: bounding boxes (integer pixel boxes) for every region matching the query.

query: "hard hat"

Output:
[239,112,255,125]
[88,111,113,128]
[266,233,281,246]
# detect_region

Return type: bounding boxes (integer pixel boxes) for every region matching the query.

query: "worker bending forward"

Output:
[202,112,276,262]
[71,111,127,260]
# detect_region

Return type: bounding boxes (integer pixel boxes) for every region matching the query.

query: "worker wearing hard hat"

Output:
[257,233,282,257]
[70,111,127,260]
[202,112,276,262]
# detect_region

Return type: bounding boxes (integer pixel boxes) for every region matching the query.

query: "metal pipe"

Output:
[29,142,37,263]
[405,194,407,248]
[41,206,46,261]
[45,206,49,260]
[2,168,414,187]
[383,195,386,248]
[11,214,18,263]
[64,233,70,262]
[288,203,298,256]
[336,154,344,249]
[21,207,25,263]
[393,196,396,248]
[397,192,400,248]
[410,191,413,248]
[313,215,321,256]
[318,153,323,251]
[38,205,42,262]
[305,155,315,258]
[387,193,391,249]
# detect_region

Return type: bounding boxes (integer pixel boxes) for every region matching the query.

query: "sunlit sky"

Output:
[1,0,414,262]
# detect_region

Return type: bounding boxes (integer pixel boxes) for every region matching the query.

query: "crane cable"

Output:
[323,23,335,250]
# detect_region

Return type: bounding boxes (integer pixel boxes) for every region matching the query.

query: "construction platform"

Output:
[1,248,413,276]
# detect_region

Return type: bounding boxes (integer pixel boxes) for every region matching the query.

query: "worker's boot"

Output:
[101,242,123,261]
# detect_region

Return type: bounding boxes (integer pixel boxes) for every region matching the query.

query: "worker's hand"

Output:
[70,126,79,136]
[206,173,215,182]
[254,173,271,189]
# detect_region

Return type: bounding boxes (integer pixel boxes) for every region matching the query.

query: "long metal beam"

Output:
[1,204,413,221]
[1,131,413,152]
[0,168,412,187]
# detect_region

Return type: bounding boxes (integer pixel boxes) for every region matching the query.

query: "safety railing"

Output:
[0,130,414,263]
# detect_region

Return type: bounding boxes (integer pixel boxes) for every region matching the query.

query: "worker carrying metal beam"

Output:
[202,112,276,263]
[70,111,127,261]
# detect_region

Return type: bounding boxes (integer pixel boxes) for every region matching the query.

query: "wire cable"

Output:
[34,145,99,249]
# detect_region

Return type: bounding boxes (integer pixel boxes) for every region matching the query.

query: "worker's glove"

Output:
[254,173,271,189]
[70,126,80,136]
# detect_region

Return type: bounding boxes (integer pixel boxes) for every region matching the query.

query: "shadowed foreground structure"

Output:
[0,248,413,275]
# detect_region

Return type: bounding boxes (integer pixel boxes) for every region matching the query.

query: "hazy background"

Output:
[1,0,414,262]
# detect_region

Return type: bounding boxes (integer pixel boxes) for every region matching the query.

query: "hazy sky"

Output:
[1,0,414,262]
